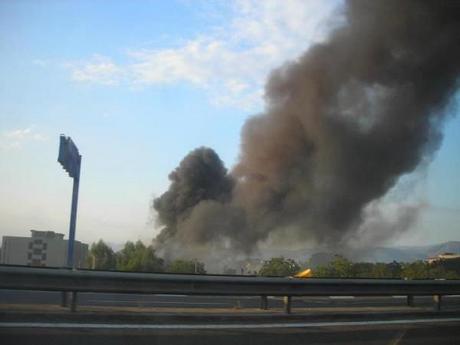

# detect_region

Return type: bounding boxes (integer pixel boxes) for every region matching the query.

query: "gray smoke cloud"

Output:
[153,0,460,257]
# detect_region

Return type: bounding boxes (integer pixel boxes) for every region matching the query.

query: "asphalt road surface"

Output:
[2,289,460,310]
[1,319,460,344]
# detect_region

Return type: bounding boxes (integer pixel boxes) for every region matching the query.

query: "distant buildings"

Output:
[427,252,460,265]
[0,230,88,268]
[221,258,263,275]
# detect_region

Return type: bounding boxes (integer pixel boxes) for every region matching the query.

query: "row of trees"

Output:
[258,257,300,277]
[257,256,460,279]
[88,240,460,279]
[87,240,205,274]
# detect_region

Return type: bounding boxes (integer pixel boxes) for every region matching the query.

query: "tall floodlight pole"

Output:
[57,135,82,269]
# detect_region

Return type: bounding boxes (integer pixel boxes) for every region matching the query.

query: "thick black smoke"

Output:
[153,147,234,244]
[153,0,460,256]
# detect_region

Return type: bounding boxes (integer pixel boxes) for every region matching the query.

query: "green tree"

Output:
[427,265,459,279]
[87,239,117,270]
[314,256,353,278]
[116,241,164,272]
[351,262,374,278]
[314,265,334,277]
[167,259,206,274]
[401,261,430,279]
[258,257,300,277]
[370,263,393,278]
[331,256,354,277]
[401,261,460,279]
[387,261,403,278]
[435,258,460,276]
[311,257,460,279]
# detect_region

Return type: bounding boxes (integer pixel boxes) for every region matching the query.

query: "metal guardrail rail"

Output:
[1,265,459,313]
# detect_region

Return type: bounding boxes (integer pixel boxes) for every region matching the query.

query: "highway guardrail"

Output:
[1,265,459,313]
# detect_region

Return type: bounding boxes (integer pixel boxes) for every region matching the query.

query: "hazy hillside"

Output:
[347,241,460,263]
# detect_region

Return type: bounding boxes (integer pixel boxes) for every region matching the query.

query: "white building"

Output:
[1,230,88,268]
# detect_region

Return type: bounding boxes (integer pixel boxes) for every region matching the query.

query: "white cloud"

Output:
[67,0,342,109]
[67,55,123,86]
[0,127,46,150]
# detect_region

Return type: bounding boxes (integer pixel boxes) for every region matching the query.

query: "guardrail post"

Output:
[284,296,292,314]
[407,295,414,307]
[70,291,78,312]
[61,291,68,307]
[433,294,442,311]
[260,295,268,310]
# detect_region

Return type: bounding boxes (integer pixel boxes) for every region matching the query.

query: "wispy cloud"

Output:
[32,59,49,67]
[66,54,123,86]
[66,0,341,109]
[0,127,46,150]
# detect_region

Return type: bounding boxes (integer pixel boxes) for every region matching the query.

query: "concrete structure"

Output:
[0,230,88,268]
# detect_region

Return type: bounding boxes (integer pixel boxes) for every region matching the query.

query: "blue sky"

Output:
[1,0,459,248]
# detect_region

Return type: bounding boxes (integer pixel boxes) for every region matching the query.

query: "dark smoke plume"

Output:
[153,147,234,244]
[153,0,460,256]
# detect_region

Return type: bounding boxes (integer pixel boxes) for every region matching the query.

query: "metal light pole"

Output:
[57,135,81,309]
[66,165,80,268]
[58,135,82,268]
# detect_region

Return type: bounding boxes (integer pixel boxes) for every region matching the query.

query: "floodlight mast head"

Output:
[58,135,81,180]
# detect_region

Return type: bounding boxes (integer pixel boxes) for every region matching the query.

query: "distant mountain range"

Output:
[352,241,460,263]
